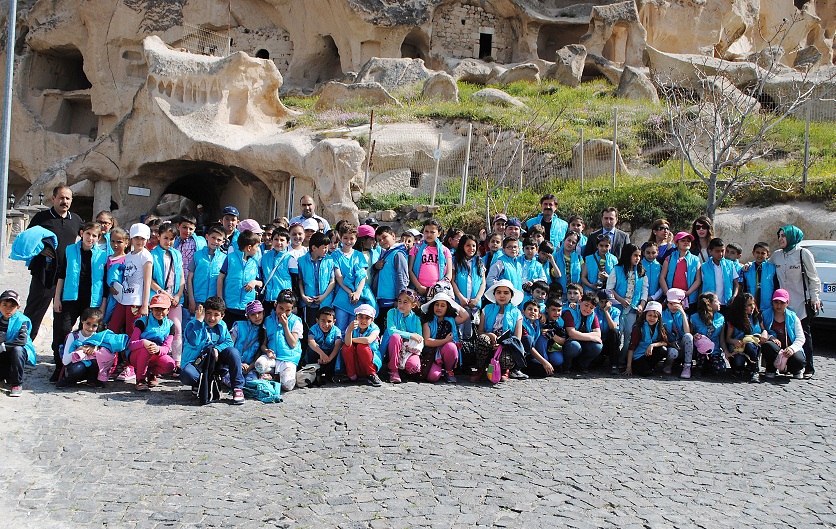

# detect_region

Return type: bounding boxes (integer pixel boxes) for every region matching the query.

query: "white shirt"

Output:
[121,249,153,306]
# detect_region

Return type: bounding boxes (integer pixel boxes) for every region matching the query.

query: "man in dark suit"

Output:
[583,207,630,259]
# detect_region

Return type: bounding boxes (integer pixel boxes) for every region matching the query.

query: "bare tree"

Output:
[652,17,836,220]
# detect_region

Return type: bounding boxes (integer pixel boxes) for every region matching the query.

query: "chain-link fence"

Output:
[177,24,231,58]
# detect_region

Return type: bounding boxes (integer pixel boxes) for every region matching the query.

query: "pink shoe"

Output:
[680,365,691,379]
[389,370,402,384]
[117,366,135,381]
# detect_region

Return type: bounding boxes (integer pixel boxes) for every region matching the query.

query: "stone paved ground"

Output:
[1,259,835,528]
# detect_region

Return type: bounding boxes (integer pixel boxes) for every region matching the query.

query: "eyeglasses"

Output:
[655,226,669,231]
[694,224,707,230]
[98,220,112,227]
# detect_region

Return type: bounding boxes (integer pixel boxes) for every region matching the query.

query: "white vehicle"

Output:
[798,240,836,327]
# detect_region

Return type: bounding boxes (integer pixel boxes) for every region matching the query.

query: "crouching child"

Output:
[0,290,36,397]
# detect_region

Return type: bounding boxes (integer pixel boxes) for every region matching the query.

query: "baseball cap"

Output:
[354,304,376,318]
[362,217,379,227]
[237,219,263,234]
[221,206,240,218]
[301,218,319,232]
[405,229,421,237]
[506,218,522,228]
[666,288,686,304]
[596,289,615,302]
[772,289,790,303]
[149,293,171,309]
[245,300,264,315]
[673,231,694,242]
[493,214,508,223]
[357,225,376,238]
[0,289,21,305]
[129,223,151,240]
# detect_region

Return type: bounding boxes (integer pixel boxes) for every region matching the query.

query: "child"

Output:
[526,224,546,248]
[481,232,504,268]
[306,307,343,384]
[528,297,566,377]
[689,292,727,376]
[724,293,766,383]
[625,301,673,376]
[760,289,806,379]
[144,217,161,251]
[380,289,422,383]
[581,234,617,293]
[262,289,304,391]
[261,229,294,315]
[565,282,583,311]
[530,280,550,313]
[187,226,227,314]
[556,232,583,296]
[127,294,176,391]
[700,238,739,312]
[298,231,337,326]
[451,234,486,340]
[640,242,663,301]
[660,232,702,311]
[356,224,380,274]
[520,300,550,377]
[326,229,340,255]
[741,242,778,311]
[103,227,128,325]
[371,226,408,327]
[287,222,308,274]
[260,225,273,254]
[341,304,383,387]
[537,241,560,285]
[52,221,107,381]
[180,296,245,404]
[520,238,547,302]
[443,228,464,256]
[0,290,36,396]
[408,219,453,296]
[486,237,523,294]
[724,242,744,276]
[595,290,622,374]
[233,300,267,382]
[95,210,117,255]
[110,223,153,338]
[400,230,417,252]
[567,215,588,254]
[473,280,525,382]
[333,223,377,335]
[174,215,205,286]
[421,292,469,383]
[58,308,122,388]
[661,288,695,379]
[607,243,647,360]
[562,293,603,374]
[217,230,263,327]
[150,222,186,368]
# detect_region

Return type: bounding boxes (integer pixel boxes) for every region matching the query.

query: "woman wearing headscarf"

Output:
[769,225,822,378]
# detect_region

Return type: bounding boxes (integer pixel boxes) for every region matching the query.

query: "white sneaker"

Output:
[680,365,691,379]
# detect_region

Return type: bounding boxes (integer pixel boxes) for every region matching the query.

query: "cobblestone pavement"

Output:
[1,260,835,528]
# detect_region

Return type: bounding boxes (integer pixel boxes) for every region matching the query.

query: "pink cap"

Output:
[357,225,376,238]
[237,219,263,234]
[666,288,686,304]
[673,231,694,242]
[354,304,376,318]
[772,289,790,303]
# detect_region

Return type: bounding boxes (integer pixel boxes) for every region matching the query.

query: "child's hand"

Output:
[318,351,329,364]
[349,291,360,303]
[144,339,159,354]
[194,304,205,322]
[241,363,250,374]
[542,360,554,375]
[311,295,321,304]
[415,284,428,296]
[188,299,196,314]
[172,294,181,307]
[244,280,258,292]
[302,295,314,304]
[348,320,358,332]
[83,345,96,356]
[645,344,655,357]
[139,305,149,317]
[467,299,479,308]
[110,286,119,296]
[277,312,289,327]
[410,333,422,343]
[486,332,497,346]
[623,365,633,376]
[267,350,276,359]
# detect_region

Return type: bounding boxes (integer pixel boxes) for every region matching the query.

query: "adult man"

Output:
[24,185,83,340]
[583,207,630,259]
[526,194,568,248]
[220,206,239,253]
[289,195,331,232]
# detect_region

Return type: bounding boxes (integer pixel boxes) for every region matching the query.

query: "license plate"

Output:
[825,283,835,293]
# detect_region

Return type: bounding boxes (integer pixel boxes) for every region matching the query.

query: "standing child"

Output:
[262,289,304,391]
[260,229,294,315]
[700,238,739,313]
[624,301,673,376]
[58,308,123,388]
[473,280,525,382]
[567,215,588,255]
[724,293,766,383]
[641,242,663,301]
[0,290,36,396]
[607,243,648,360]
[400,229,417,252]
[408,219,453,296]
[689,292,727,376]
[370,226,408,329]
[595,290,622,374]
[660,232,702,311]
[537,241,560,286]
[187,226,227,314]
[741,242,778,311]
[333,223,377,335]
[724,242,744,277]
[520,238,547,303]
[380,289,422,383]
[306,307,343,384]
[103,227,128,325]
[341,304,383,387]
[110,223,153,338]
[581,234,617,293]
[481,232,504,269]
[451,234,486,340]
[287,222,308,275]
[297,231,337,326]
[234,300,267,382]
[217,230,263,327]
[556,232,583,297]
[127,294,176,391]
[661,288,695,378]
[420,292,469,383]
[486,237,523,295]
[150,222,186,369]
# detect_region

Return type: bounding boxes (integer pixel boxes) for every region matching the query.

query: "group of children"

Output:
[1,204,813,401]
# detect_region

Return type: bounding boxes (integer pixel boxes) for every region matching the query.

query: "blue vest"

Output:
[223,252,261,311]
[689,311,725,353]
[662,309,688,340]
[62,241,107,306]
[762,308,800,346]
[729,314,763,340]
[700,258,737,303]
[665,249,701,304]
[265,311,303,364]
[641,258,662,298]
[182,319,233,367]
[482,303,521,334]
[310,323,341,352]
[298,253,336,307]
[332,250,377,314]
[595,305,621,334]
[496,254,523,292]
[350,322,382,369]
[380,308,422,352]
[137,315,174,344]
[556,248,583,291]
[233,319,263,364]
[375,245,407,302]
[454,257,484,306]
[103,232,114,256]
[411,240,448,284]
[427,316,460,343]
[583,252,617,291]
[6,312,36,366]
[564,305,596,334]
[633,321,663,359]
[151,246,184,296]
[521,257,546,283]
[613,267,646,309]
[191,247,225,303]
[522,316,540,343]
[526,214,568,248]
[260,249,294,302]
[174,233,207,252]
[742,261,777,311]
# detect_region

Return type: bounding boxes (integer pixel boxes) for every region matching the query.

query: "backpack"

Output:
[243,379,283,403]
[195,346,220,405]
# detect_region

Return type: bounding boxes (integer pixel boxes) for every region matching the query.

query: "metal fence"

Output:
[178,24,230,58]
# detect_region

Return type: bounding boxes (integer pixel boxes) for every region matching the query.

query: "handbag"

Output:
[486,345,503,384]
[800,250,818,320]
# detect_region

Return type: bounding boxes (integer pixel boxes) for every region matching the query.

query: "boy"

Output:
[408,219,453,296]
[562,293,603,374]
[263,289,304,391]
[724,242,743,271]
[700,238,739,312]
[565,282,583,311]
[535,296,566,373]
[52,221,107,380]
[661,288,694,379]
[217,230,263,327]
[297,231,337,325]
[486,237,523,294]
[595,289,622,374]
[174,215,205,281]
[187,225,226,314]
[537,241,560,285]
[261,229,294,314]
[400,230,417,252]
[521,238,547,302]
[371,226,409,326]
[526,224,546,248]
[0,290,36,396]
[741,242,779,311]
[530,280,550,313]
[581,234,617,293]
[181,296,245,404]
[306,307,343,384]
[220,206,239,253]
[660,232,702,311]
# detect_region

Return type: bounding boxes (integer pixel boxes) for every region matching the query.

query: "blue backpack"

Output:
[243,379,283,403]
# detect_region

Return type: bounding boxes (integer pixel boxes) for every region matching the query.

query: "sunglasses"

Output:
[694,224,708,229]
[655,226,669,231]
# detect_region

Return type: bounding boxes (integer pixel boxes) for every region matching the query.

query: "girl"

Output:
[451,234,486,340]
[287,222,309,273]
[325,229,340,255]
[660,232,702,310]
[647,218,674,263]
[341,304,383,387]
[421,292,469,383]
[556,231,583,297]
[110,223,153,339]
[356,225,380,271]
[486,237,523,295]
[761,289,807,379]
[145,217,161,251]
[562,293,603,374]
[150,222,186,369]
[661,288,694,379]
[625,301,673,376]
[607,243,648,359]
[333,223,377,335]
[57,308,118,388]
[408,219,453,296]
[260,230,294,314]
[104,227,129,326]
[473,280,524,382]
[261,289,304,390]
[443,228,464,256]
[481,232,503,269]
[96,210,117,255]
[380,289,423,383]
[641,242,663,301]
[690,216,714,263]
[725,293,767,383]
[689,292,726,375]
[127,294,176,391]
[234,300,267,382]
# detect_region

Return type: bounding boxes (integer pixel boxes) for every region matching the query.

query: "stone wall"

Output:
[232,26,295,74]
[431,3,514,62]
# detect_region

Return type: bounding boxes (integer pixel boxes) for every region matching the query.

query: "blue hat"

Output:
[222,206,239,217]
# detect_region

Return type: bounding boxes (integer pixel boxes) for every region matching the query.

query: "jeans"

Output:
[0,346,26,386]
[306,345,336,377]
[179,346,243,389]
[729,342,759,373]
[630,346,672,376]
[563,339,603,372]
[61,361,99,386]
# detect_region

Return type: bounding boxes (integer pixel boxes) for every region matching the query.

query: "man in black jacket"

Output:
[583,207,630,259]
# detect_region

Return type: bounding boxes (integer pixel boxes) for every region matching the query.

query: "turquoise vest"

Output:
[482,303,521,334]
[350,322,382,369]
[583,252,617,291]
[191,247,225,303]
[762,308,800,346]
[411,240,448,284]
[556,248,583,291]
[265,311,303,364]
[223,252,261,311]
[729,314,763,340]
[496,254,523,292]
[427,316,460,343]
[182,319,232,367]
[297,253,336,307]
[700,258,737,303]
[137,315,174,344]
[380,308,422,353]
[332,250,377,314]
[151,246,184,297]
[526,214,568,248]
[233,319,263,364]
[62,241,107,306]
[260,249,294,302]
[375,245,407,302]
[688,311,725,353]
[662,309,688,340]
[633,321,662,359]
[665,249,701,304]
[522,316,540,343]
[565,305,596,334]
[454,256,484,306]
[641,258,662,298]
[6,312,36,366]
[742,261,777,311]
[613,267,646,309]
